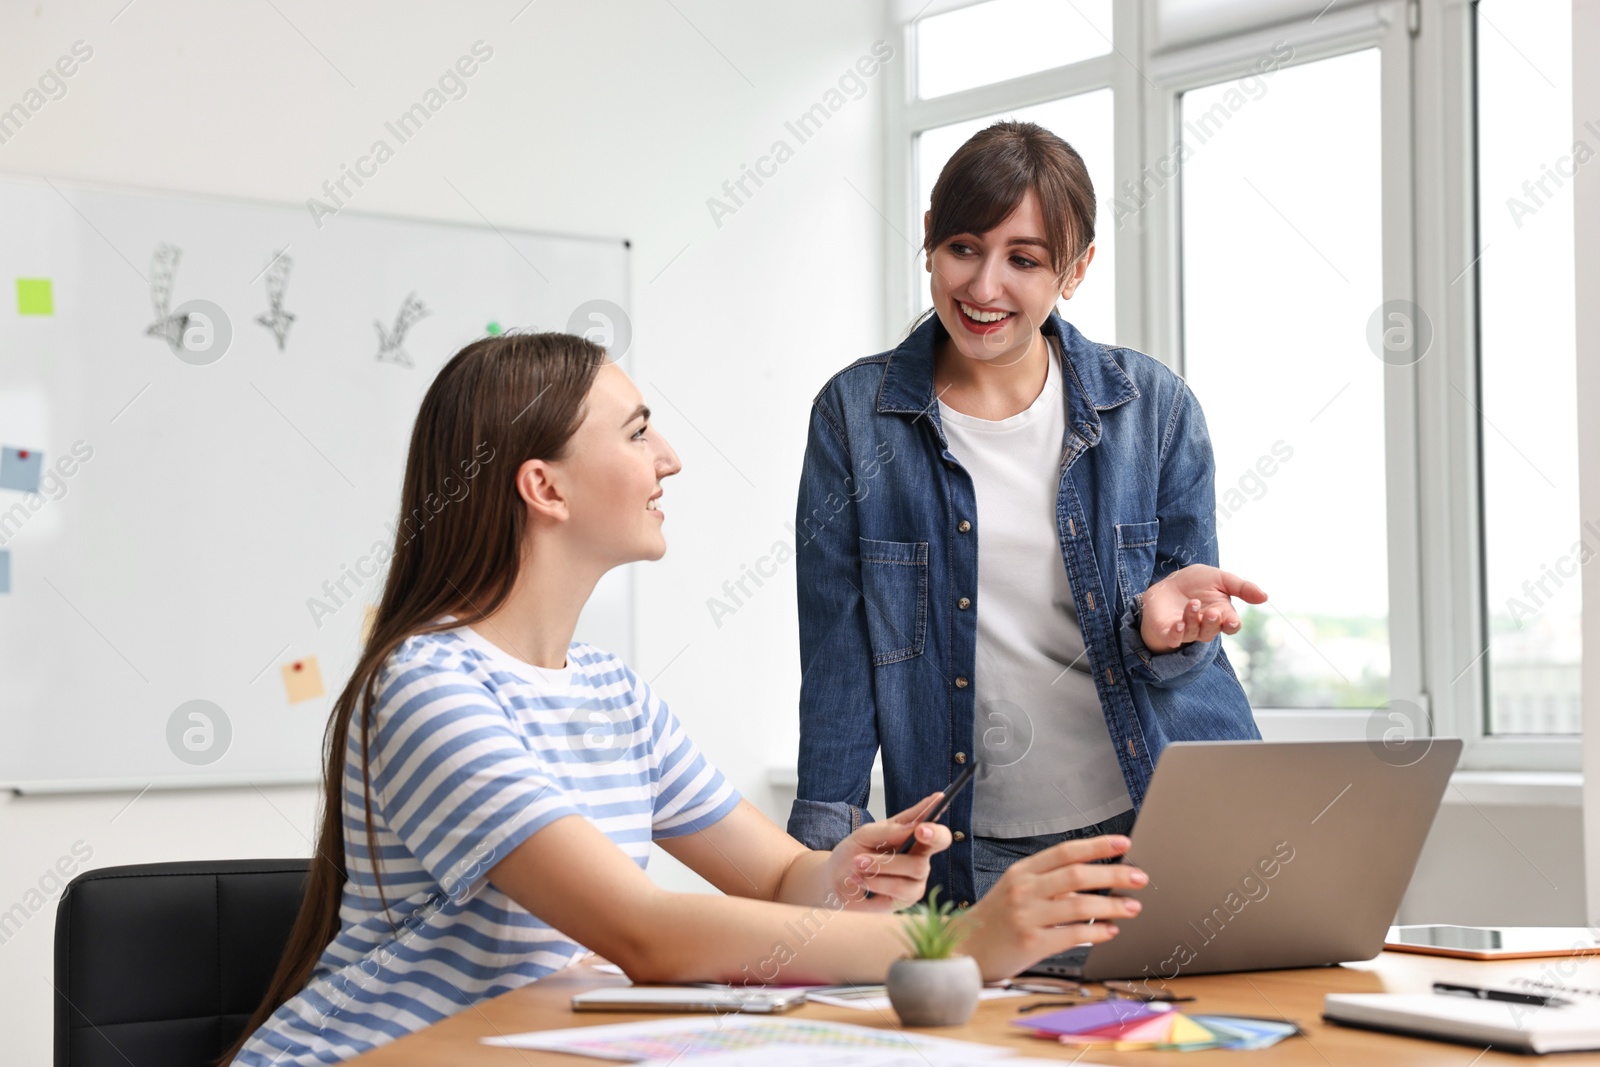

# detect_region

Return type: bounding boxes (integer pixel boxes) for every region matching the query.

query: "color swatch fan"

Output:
[1013,1001,1302,1051]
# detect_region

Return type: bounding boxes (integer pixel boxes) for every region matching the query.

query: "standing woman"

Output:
[787,121,1267,906]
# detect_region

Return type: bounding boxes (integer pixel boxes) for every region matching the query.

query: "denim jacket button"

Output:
[955,676,969,689]
[944,458,958,470]
[954,751,968,763]
[957,597,971,610]
[953,830,966,842]
[957,520,971,533]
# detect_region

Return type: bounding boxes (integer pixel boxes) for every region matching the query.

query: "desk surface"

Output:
[348,952,1600,1065]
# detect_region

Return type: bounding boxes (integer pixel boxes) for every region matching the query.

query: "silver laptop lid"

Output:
[1077,738,1461,982]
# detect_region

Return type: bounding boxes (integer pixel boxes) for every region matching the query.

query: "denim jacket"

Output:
[785,310,1259,906]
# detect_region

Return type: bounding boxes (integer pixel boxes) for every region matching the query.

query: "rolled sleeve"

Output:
[786,797,872,852]
[1118,603,1220,687]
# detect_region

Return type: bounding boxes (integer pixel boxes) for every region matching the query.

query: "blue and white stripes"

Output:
[235,624,739,1066]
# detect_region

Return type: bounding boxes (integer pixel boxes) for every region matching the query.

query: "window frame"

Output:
[885,0,1579,771]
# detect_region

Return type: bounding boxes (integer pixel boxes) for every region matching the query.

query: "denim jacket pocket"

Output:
[857,537,928,665]
[1114,520,1161,606]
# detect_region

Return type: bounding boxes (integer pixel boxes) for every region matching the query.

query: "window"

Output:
[1180,50,1388,709]
[915,0,1112,99]
[1475,0,1581,737]
[891,0,1583,768]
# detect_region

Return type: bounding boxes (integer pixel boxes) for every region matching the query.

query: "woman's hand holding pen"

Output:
[960,834,1148,982]
[822,792,952,912]
[1140,564,1268,651]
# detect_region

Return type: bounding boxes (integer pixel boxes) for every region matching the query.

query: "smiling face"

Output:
[926,188,1093,367]
[551,361,680,568]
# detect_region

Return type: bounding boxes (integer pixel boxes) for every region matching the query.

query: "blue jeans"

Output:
[972,807,1138,900]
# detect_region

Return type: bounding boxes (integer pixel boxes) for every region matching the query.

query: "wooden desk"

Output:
[348,952,1600,1065]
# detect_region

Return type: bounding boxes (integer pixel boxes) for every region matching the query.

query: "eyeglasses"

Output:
[1010,979,1197,1012]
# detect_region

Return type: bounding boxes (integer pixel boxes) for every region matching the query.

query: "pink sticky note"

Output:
[1104,1012,1179,1042]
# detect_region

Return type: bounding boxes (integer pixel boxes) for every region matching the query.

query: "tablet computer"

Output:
[571,986,810,1013]
[1385,925,1600,960]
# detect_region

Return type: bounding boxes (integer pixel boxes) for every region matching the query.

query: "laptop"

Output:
[1023,737,1462,982]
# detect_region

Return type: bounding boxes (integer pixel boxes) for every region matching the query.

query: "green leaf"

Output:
[896,886,970,959]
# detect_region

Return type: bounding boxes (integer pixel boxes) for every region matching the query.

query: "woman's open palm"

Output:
[1139,564,1267,651]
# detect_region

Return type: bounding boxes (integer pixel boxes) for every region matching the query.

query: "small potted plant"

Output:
[886,887,982,1026]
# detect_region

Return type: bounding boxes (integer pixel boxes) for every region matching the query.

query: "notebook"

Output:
[1324,993,1600,1053]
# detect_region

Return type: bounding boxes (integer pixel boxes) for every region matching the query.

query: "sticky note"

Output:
[16,278,53,316]
[0,550,9,594]
[485,321,502,335]
[281,657,326,703]
[1165,1013,1219,1045]
[1106,1013,1177,1042]
[1015,1000,1166,1035]
[0,446,44,492]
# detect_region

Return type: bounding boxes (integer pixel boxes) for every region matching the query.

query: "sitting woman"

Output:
[225,331,1147,1066]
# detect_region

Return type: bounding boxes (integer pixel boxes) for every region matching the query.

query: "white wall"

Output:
[0,1,892,1062]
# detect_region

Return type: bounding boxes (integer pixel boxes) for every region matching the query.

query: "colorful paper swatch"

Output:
[0,549,10,594]
[16,278,53,316]
[1015,1003,1301,1052]
[1190,1015,1305,1049]
[0,447,44,492]
[282,657,326,703]
[1017,999,1164,1035]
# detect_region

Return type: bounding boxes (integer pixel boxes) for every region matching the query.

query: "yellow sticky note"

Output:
[16,278,53,316]
[1165,1014,1217,1046]
[281,656,326,703]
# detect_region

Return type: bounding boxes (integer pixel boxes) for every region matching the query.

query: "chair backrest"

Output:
[54,859,310,1067]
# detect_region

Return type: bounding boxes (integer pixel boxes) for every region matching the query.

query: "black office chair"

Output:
[54,859,310,1067]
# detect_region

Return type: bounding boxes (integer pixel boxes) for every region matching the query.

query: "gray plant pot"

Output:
[885,955,982,1027]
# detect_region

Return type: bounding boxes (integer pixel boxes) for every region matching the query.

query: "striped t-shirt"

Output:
[235,624,740,1066]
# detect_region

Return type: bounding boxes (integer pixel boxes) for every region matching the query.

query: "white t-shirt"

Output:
[938,338,1133,837]
[235,623,740,1066]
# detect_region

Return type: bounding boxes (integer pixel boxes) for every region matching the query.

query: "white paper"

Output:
[635,1047,1085,1067]
[481,1015,1017,1062]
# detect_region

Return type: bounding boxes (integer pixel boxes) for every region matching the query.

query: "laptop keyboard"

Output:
[1020,945,1092,978]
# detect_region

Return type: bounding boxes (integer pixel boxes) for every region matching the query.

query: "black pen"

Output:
[1433,982,1570,1007]
[897,761,978,853]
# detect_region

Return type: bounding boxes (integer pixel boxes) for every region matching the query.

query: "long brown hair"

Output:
[221,331,606,1064]
[910,119,1098,336]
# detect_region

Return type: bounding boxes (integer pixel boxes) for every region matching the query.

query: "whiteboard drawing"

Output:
[374,291,429,367]
[144,242,189,352]
[255,250,296,351]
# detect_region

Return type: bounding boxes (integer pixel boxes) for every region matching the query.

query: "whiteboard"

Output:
[0,175,633,791]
